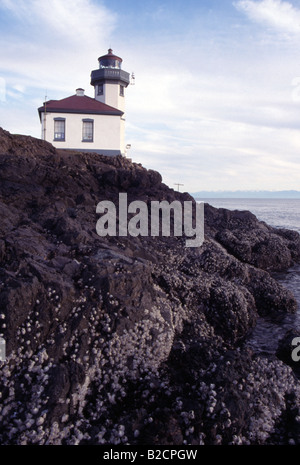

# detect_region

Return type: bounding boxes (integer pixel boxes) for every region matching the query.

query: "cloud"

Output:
[0,0,119,138]
[234,0,300,35]
[1,0,116,43]
[0,0,117,93]
[124,7,300,190]
[37,0,116,44]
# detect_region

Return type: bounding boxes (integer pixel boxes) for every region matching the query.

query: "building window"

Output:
[82,119,94,142]
[98,84,103,95]
[120,85,124,96]
[54,118,65,141]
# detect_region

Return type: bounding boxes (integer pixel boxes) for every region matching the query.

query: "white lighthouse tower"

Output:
[90,49,130,155]
[91,49,130,114]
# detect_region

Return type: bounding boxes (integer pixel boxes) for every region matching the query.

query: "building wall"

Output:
[120,117,125,156]
[95,82,126,113]
[42,112,124,154]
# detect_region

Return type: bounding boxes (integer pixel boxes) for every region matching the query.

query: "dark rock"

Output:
[205,203,300,271]
[0,127,300,445]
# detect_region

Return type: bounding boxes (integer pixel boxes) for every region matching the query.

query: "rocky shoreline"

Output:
[0,127,300,445]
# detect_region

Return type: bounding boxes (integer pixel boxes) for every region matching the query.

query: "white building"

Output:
[38,49,130,156]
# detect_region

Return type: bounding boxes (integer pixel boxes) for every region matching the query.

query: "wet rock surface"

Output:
[0,127,300,445]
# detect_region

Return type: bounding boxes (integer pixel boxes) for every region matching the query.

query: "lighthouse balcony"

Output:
[91,68,130,86]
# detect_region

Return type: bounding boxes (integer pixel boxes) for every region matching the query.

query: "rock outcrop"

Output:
[0,127,300,445]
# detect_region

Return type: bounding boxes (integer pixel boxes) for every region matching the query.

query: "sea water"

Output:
[200,198,300,355]
[202,198,300,234]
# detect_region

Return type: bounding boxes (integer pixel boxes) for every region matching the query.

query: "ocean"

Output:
[200,198,300,356]
[202,198,300,234]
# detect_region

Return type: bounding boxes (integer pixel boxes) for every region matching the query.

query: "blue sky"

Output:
[1,0,300,193]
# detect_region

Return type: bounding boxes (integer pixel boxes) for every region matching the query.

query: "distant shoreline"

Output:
[191,191,300,199]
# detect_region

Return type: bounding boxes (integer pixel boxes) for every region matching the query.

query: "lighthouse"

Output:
[91,48,130,113]
[38,49,131,156]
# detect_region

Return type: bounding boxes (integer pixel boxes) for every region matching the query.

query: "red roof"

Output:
[99,48,123,63]
[38,94,123,120]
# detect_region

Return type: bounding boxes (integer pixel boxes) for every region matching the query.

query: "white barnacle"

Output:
[108,393,116,404]
[36,415,45,426]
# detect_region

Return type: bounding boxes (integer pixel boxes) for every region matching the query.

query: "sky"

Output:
[1,0,300,193]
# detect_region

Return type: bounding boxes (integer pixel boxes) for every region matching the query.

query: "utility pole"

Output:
[174,183,184,192]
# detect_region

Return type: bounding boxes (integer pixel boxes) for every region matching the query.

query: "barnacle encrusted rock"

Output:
[0,127,300,445]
